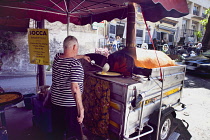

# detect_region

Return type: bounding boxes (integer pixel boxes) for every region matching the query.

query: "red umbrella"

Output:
[0,0,188,25]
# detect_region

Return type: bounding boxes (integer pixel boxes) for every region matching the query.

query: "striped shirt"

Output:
[51,53,84,107]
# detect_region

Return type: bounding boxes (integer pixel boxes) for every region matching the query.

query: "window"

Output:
[169,34,174,42]
[200,25,205,34]
[192,21,198,31]
[145,32,150,43]
[136,30,143,37]
[110,25,116,34]
[116,23,125,38]
[193,5,199,16]
[157,32,161,40]
[137,6,141,13]
[202,9,207,18]
[182,19,187,32]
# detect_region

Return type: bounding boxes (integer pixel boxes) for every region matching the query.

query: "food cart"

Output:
[82,48,186,140]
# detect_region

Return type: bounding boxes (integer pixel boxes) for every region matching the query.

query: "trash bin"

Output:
[24,93,36,109]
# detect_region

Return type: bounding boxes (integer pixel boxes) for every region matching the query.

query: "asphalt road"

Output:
[0,72,210,140]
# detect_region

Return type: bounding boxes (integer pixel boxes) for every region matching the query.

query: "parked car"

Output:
[182,53,210,75]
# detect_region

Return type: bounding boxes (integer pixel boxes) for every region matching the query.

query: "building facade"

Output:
[105,0,210,49]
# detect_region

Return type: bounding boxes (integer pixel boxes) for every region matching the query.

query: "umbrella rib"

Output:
[70,0,94,14]
[69,0,86,13]
[63,0,69,12]
[0,5,67,16]
[71,0,122,14]
[49,0,66,13]
[23,1,66,14]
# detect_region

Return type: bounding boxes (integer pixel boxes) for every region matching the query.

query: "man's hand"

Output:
[77,115,84,124]
[83,55,91,62]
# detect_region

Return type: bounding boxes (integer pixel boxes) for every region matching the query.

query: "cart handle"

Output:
[123,124,154,140]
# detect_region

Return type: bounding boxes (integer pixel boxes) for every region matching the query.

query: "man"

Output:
[196,42,202,55]
[51,35,90,140]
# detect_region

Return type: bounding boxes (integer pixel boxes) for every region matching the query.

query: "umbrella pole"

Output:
[67,12,70,36]
[36,20,46,87]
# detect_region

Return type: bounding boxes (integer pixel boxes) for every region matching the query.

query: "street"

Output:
[177,72,210,140]
[0,75,52,95]
[0,73,210,140]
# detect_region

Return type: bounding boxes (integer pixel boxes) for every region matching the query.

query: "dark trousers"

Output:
[51,104,82,140]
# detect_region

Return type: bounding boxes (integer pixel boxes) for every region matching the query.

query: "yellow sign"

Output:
[28,29,50,65]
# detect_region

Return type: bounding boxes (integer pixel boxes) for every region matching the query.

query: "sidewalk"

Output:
[0,70,52,77]
[4,106,191,140]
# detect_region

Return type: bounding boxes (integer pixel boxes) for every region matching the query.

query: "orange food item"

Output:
[135,48,176,69]
[0,94,20,104]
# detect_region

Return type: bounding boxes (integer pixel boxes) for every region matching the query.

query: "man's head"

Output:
[63,36,79,56]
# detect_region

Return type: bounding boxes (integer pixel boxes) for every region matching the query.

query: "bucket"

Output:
[24,93,36,109]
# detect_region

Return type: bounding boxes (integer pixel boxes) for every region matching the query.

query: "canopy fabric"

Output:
[140,0,189,22]
[0,0,189,26]
[0,17,29,32]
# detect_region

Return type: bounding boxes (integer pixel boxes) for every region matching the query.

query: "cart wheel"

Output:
[159,114,173,140]
[151,114,173,140]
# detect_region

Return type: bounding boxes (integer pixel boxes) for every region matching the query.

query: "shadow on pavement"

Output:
[175,119,192,140]
[184,73,210,89]
[3,106,192,140]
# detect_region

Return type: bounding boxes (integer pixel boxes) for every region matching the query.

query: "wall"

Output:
[1,20,104,73]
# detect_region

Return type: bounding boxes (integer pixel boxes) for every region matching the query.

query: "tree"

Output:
[201,9,210,51]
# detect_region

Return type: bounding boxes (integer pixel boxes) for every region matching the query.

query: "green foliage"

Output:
[200,8,210,29]
[194,31,202,41]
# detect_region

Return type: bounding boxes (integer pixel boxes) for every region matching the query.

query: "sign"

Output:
[92,21,105,30]
[28,29,50,65]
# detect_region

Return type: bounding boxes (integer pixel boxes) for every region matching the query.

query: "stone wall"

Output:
[0,20,105,73]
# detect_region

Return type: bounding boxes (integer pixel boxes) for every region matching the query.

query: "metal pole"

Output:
[67,12,70,36]
[36,20,46,86]
[156,79,164,140]
[66,0,70,36]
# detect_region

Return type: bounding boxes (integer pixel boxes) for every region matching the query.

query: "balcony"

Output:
[180,29,196,37]
[193,10,199,16]
[202,13,207,18]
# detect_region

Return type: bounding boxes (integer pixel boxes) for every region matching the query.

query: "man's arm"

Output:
[71,82,84,124]
[75,55,91,62]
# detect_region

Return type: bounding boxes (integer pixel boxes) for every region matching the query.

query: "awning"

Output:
[0,17,29,32]
[158,25,176,33]
[0,0,189,25]
[160,18,178,26]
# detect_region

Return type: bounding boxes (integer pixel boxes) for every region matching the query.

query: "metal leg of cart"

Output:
[0,109,8,140]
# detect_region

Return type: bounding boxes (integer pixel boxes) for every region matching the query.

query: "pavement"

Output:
[0,70,52,77]
[2,100,191,140]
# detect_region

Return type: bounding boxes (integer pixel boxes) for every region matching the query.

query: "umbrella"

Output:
[0,0,188,25]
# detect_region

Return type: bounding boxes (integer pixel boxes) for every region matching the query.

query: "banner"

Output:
[28,29,50,65]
